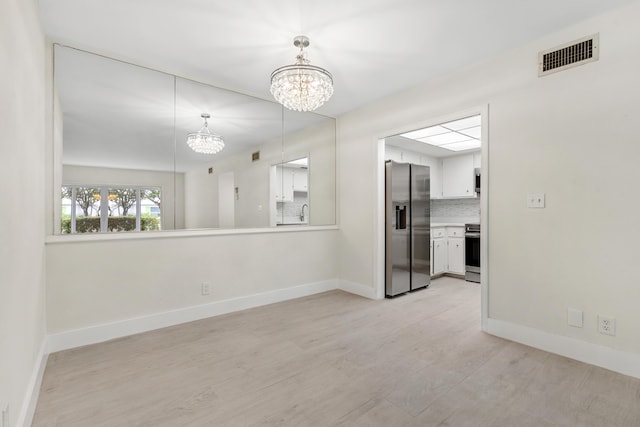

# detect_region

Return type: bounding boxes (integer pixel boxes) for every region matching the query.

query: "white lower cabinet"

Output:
[447,237,465,275]
[431,238,447,276]
[430,226,465,277]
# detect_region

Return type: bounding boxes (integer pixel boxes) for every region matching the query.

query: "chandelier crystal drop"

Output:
[186,113,225,155]
[270,35,334,112]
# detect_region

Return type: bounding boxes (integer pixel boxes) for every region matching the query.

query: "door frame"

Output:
[373,104,490,331]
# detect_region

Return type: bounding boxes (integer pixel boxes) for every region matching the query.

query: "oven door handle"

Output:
[465,232,480,238]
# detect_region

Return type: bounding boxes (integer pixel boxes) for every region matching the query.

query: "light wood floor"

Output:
[33,277,640,426]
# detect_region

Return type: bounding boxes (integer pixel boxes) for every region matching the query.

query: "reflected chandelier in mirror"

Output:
[52,44,336,234]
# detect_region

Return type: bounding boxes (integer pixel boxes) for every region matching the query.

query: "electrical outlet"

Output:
[598,315,616,336]
[201,282,211,296]
[2,403,9,427]
[527,193,545,208]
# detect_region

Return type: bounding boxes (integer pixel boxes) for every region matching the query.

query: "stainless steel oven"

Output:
[465,223,480,283]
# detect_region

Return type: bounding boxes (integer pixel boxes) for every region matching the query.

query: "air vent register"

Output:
[538,34,599,76]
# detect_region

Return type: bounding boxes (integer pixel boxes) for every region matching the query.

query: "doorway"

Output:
[375,106,489,330]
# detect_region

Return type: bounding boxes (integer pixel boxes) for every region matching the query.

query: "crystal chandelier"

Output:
[186,113,224,155]
[270,35,334,112]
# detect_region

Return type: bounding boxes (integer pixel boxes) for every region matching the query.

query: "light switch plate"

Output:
[567,308,583,328]
[527,193,545,208]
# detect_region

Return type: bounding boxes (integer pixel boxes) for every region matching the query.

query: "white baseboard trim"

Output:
[486,318,640,379]
[16,340,48,427]
[47,279,339,353]
[338,279,378,300]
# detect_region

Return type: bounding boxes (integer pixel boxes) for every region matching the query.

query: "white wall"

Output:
[184,135,281,229]
[184,166,219,228]
[184,118,336,229]
[45,229,338,334]
[339,2,640,359]
[63,165,185,230]
[0,0,48,425]
[218,171,235,228]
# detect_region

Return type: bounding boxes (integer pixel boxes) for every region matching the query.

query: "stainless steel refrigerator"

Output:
[385,161,430,297]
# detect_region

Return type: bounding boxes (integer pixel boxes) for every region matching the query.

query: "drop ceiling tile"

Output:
[441,140,481,151]
[421,132,471,145]
[400,125,448,140]
[458,125,481,138]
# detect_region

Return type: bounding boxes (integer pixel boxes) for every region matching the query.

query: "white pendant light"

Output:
[270,35,334,112]
[186,113,224,155]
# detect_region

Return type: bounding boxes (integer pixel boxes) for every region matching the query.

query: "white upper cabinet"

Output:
[385,144,479,199]
[473,152,481,169]
[275,166,294,202]
[293,168,308,192]
[442,154,475,198]
[420,155,442,199]
[385,145,443,198]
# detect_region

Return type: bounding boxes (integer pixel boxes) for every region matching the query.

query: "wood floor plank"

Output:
[32,278,640,426]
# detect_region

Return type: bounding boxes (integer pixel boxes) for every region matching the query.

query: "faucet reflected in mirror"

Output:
[272,157,310,226]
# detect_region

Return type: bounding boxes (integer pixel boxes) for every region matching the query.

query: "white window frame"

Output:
[62,185,161,233]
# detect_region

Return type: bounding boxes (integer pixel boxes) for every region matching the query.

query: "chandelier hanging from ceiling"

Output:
[270,35,333,112]
[186,113,225,155]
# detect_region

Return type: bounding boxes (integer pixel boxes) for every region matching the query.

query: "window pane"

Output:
[141,188,162,231]
[61,185,162,233]
[61,186,72,234]
[107,188,138,232]
[73,186,101,233]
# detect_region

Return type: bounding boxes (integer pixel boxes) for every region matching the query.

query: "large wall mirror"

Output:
[53,45,336,234]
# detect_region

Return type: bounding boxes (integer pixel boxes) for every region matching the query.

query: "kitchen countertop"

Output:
[431,222,466,227]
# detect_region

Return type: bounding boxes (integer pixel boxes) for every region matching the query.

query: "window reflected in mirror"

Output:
[53,44,336,234]
[61,185,162,233]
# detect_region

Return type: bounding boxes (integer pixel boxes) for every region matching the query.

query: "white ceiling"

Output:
[39,0,636,117]
[54,45,329,172]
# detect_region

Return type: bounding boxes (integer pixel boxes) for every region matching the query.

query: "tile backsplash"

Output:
[431,198,479,222]
[277,193,309,223]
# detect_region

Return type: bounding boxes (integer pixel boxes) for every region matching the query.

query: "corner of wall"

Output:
[338,279,379,300]
[487,318,640,380]
[15,339,49,427]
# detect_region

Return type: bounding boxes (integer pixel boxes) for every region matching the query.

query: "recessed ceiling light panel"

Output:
[399,114,481,153]
[401,125,449,140]
[441,140,481,151]
[458,125,481,139]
